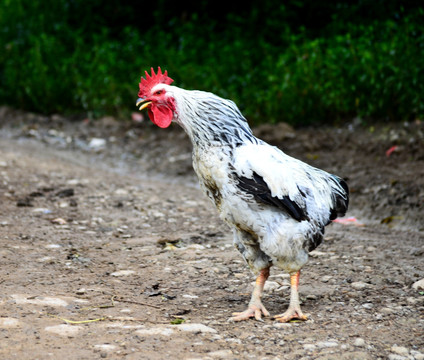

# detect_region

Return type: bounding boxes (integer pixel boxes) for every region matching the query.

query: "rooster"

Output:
[136,68,349,322]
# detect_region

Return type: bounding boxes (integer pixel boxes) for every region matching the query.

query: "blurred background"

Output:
[0,0,423,126]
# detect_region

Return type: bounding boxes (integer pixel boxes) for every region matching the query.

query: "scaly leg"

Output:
[231,267,270,322]
[274,270,308,322]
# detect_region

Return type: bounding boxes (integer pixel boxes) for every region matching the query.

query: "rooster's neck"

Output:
[173,89,258,150]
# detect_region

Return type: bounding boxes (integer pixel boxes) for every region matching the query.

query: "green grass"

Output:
[0,1,423,125]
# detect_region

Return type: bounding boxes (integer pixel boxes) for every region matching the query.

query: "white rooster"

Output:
[136,68,349,322]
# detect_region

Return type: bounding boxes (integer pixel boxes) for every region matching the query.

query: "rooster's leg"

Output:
[274,270,308,322]
[231,267,270,321]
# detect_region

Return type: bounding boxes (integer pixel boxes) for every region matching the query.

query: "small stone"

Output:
[273,322,292,329]
[110,270,135,277]
[303,344,316,351]
[176,323,217,333]
[380,307,395,315]
[263,281,280,292]
[135,327,174,336]
[351,281,370,290]
[411,350,424,360]
[66,179,82,186]
[76,288,86,295]
[55,188,74,198]
[354,338,366,347]
[0,317,21,328]
[361,303,374,309]
[366,246,377,252]
[45,244,62,249]
[94,344,117,352]
[406,297,419,305]
[388,355,407,360]
[114,188,129,196]
[182,294,199,299]
[206,350,233,358]
[412,278,424,290]
[88,138,106,149]
[309,250,327,257]
[348,351,372,360]
[390,346,409,356]
[316,341,338,348]
[45,324,83,337]
[51,218,67,225]
[12,294,68,307]
[321,275,332,283]
[32,207,52,214]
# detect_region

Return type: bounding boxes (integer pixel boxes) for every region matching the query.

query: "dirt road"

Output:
[0,109,423,359]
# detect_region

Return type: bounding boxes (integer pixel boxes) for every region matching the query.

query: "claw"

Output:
[231,304,270,322]
[273,308,308,323]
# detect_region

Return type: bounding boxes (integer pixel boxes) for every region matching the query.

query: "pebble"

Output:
[114,188,129,196]
[32,208,52,214]
[206,350,233,358]
[177,323,218,333]
[354,338,366,347]
[88,138,106,150]
[388,355,407,360]
[366,246,377,252]
[303,344,316,351]
[351,281,370,290]
[263,281,280,292]
[94,344,117,352]
[380,307,395,314]
[110,270,135,277]
[135,327,174,336]
[0,317,21,328]
[391,346,409,356]
[411,350,424,360]
[51,217,67,225]
[45,324,83,337]
[45,244,62,249]
[321,275,332,283]
[183,294,199,299]
[273,322,292,329]
[309,250,328,257]
[316,340,339,348]
[406,297,419,305]
[12,294,68,307]
[66,179,83,186]
[412,278,424,290]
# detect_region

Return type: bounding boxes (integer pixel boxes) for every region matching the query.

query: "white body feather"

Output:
[152,84,349,274]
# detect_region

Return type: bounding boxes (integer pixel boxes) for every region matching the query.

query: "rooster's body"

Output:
[137,68,349,322]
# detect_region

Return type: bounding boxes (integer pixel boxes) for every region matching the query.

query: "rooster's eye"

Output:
[154,90,164,96]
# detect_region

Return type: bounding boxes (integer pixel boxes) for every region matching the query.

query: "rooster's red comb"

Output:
[138,67,174,98]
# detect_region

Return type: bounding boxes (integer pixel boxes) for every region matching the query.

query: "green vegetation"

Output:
[0,1,423,125]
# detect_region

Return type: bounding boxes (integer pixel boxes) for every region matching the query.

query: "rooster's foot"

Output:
[273,307,308,323]
[231,304,270,322]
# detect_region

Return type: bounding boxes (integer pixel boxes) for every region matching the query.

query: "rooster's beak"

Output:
[136,98,152,111]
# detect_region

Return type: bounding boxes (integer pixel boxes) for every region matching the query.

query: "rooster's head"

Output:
[137,67,175,128]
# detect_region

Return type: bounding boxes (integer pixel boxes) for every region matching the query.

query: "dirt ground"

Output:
[0,107,423,360]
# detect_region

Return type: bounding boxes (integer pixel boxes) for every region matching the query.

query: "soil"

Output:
[0,106,423,360]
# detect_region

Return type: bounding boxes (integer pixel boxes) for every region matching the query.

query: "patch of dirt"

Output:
[0,107,423,359]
